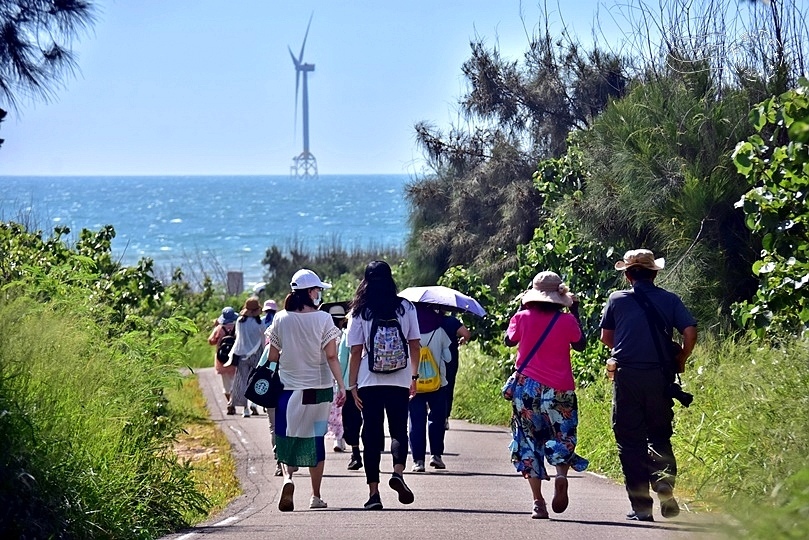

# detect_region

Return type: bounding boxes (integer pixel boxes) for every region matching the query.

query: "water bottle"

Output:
[606,358,617,381]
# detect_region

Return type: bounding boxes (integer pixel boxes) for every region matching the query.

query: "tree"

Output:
[407,10,628,285]
[0,0,95,108]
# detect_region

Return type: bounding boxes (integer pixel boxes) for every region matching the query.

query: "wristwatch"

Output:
[411,374,420,380]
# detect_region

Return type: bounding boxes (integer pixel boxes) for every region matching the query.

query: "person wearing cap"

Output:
[226,297,267,418]
[265,269,346,512]
[207,306,238,415]
[262,299,278,326]
[504,271,589,519]
[599,249,698,522]
[347,260,421,510]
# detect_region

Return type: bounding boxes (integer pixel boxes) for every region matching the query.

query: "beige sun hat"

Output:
[520,271,574,307]
[614,249,665,271]
[240,297,262,317]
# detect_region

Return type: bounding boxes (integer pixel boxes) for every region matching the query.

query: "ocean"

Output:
[0,175,411,289]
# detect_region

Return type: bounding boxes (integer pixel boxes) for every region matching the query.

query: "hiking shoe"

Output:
[278,480,295,512]
[412,460,425,473]
[309,495,328,509]
[429,455,446,469]
[250,405,259,416]
[626,511,654,522]
[364,492,383,510]
[333,438,346,452]
[658,486,680,518]
[226,406,236,415]
[552,476,569,513]
[388,473,415,504]
[242,408,251,418]
[274,462,283,477]
[347,455,363,470]
[531,499,549,519]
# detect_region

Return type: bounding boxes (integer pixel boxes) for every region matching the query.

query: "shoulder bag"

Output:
[245,347,284,409]
[501,311,561,400]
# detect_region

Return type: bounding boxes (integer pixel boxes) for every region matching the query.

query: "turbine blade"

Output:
[288,45,300,68]
[298,12,313,62]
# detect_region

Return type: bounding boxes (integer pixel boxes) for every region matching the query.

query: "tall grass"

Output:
[452,336,809,537]
[0,293,209,538]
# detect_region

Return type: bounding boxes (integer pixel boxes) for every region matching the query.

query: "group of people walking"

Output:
[207,248,697,522]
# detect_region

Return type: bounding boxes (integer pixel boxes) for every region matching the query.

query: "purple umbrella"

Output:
[398,285,487,317]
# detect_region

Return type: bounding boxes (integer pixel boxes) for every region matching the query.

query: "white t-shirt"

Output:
[267,310,342,390]
[347,299,421,389]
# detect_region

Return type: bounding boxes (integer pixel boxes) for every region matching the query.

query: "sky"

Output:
[0,0,615,176]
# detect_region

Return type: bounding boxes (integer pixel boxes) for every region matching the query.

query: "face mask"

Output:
[313,290,322,306]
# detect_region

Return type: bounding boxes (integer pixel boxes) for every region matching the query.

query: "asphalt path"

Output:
[163,368,723,540]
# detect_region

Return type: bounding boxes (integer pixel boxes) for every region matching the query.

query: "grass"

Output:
[0,294,209,538]
[165,375,240,521]
[451,336,809,538]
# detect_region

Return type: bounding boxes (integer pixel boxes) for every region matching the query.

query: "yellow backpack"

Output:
[417,331,441,393]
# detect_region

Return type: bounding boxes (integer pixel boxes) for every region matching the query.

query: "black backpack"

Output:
[216,326,236,363]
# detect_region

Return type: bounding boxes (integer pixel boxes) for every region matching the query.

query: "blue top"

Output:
[599,280,697,368]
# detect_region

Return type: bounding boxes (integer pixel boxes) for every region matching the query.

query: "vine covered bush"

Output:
[733,77,809,338]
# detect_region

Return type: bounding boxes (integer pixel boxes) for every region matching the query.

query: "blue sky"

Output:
[0,0,614,176]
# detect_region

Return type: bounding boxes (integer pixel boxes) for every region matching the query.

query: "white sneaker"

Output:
[333,438,346,452]
[309,495,328,509]
[242,407,251,418]
[412,460,425,472]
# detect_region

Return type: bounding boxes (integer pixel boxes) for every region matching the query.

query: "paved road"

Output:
[163,368,722,540]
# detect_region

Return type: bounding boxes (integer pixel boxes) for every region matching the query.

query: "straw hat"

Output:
[614,249,665,271]
[521,271,574,307]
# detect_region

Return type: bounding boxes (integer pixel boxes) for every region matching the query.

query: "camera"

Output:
[667,382,693,408]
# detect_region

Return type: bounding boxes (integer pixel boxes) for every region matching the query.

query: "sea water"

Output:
[0,175,410,288]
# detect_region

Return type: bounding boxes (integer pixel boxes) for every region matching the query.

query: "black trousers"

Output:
[341,390,362,447]
[612,366,677,514]
[358,385,410,485]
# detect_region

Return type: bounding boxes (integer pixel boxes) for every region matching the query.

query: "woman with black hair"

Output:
[347,260,421,510]
[265,269,346,512]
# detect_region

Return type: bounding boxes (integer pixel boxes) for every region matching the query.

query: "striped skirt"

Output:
[276,387,334,467]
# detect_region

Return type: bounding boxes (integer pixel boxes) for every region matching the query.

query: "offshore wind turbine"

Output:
[289,13,318,180]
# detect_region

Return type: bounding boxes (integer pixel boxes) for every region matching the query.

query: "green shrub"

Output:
[0,292,208,538]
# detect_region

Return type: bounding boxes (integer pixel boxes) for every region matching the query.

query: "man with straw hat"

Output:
[599,249,697,522]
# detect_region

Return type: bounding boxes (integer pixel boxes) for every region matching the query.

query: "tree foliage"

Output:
[407,15,628,285]
[0,0,95,107]
[733,77,809,337]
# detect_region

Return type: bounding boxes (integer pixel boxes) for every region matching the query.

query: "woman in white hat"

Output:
[265,269,347,512]
[504,271,588,519]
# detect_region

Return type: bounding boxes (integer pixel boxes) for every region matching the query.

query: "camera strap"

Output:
[629,289,676,378]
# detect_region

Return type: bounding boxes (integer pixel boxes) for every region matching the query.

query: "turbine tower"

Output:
[289,13,318,179]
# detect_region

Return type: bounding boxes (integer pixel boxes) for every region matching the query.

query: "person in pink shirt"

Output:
[505,271,588,520]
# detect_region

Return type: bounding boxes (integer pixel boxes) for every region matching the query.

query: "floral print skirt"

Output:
[510,374,589,480]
